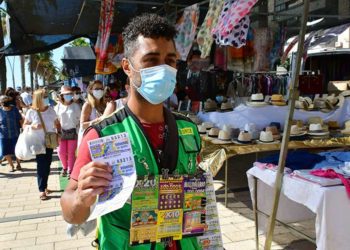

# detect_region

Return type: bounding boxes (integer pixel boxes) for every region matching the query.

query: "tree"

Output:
[28,51,55,86]
[0,12,7,93]
[69,38,90,47]
[20,55,26,89]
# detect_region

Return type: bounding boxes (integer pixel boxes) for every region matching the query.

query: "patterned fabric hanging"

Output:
[95,0,116,74]
[196,0,224,58]
[212,0,258,47]
[175,4,200,61]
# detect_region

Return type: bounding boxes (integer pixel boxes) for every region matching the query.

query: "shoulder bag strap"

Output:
[36,110,47,134]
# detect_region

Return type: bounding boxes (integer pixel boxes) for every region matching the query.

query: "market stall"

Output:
[247,166,350,250]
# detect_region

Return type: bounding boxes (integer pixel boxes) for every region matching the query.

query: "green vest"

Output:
[93,105,202,250]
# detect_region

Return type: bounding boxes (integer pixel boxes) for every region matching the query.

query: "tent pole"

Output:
[263,0,310,249]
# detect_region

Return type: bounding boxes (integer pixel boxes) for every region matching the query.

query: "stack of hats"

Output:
[203,99,217,112]
[246,93,268,107]
[270,94,287,106]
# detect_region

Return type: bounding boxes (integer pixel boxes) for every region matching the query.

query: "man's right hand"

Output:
[76,161,113,207]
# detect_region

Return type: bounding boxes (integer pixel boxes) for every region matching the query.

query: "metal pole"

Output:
[253,177,259,250]
[224,158,228,207]
[263,0,310,249]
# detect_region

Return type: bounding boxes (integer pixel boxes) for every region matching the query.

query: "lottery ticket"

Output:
[130,176,159,245]
[87,132,137,221]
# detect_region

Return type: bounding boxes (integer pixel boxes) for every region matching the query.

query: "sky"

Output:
[5,46,65,89]
[0,1,66,89]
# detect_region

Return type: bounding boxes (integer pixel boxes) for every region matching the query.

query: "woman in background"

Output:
[78,80,106,145]
[0,95,23,172]
[55,86,81,179]
[23,89,60,200]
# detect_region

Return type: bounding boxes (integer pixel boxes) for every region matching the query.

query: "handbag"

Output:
[61,128,77,140]
[37,110,59,149]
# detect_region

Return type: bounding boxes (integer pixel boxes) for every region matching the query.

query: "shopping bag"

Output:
[15,127,45,160]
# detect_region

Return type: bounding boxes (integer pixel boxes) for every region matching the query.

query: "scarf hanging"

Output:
[95,0,116,74]
[175,4,200,61]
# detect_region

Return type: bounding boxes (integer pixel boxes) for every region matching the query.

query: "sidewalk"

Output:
[0,156,315,250]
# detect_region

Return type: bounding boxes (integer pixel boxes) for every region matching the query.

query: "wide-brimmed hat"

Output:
[220,101,233,112]
[203,99,217,112]
[207,127,220,138]
[258,131,277,144]
[244,123,259,139]
[290,124,307,136]
[270,94,287,106]
[60,85,73,95]
[308,123,329,136]
[339,90,350,98]
[246,93,267,107]
[197,125,207,135]
[235,131,253,144]
[212,130,233,144]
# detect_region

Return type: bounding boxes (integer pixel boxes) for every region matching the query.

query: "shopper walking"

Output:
[23,89,60,200]
[55,86,81,178]
[0,95,23,172]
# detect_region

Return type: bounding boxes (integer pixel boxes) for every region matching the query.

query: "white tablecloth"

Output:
[198,98,350,131]
[247,167,350,250]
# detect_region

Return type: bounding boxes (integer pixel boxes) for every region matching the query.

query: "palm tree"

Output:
[0,12,7,93]
[28,51,54,86]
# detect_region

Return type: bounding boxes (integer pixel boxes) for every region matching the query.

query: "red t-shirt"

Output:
[71,123,165,181]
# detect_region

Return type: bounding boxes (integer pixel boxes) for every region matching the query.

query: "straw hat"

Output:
[290,125,307,136]
[258,131,276,143]
[246,93,268,107]
[270,94,287,106]
[265,126,281,140]
[203,99,217,112]
[235,131,253,144]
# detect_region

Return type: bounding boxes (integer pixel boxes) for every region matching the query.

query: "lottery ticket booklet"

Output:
[87,132,137,221]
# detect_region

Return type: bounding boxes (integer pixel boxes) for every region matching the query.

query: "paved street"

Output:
[0,156,316,250]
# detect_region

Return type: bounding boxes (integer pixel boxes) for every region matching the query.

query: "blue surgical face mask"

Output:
[129,62,177,105]
[216,95,224,103]
[43,98,50,106]
[63,94,73,102]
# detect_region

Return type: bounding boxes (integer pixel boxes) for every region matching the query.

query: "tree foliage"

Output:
[69,38,90,47]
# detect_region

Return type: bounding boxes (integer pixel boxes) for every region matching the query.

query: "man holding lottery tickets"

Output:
[60,14,215,250]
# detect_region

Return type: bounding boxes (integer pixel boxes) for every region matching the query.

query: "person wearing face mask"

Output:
[103,78,131,116]
[55,86,81,179]
[0,95,23,172]
[61,14,202,250]
[23,89,60,200]
[71,86,84,108]
[77,80,106,147]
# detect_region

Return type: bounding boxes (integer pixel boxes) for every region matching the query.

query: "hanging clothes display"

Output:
[197,0,224,58]
[95,0,116,74]
[227,73,290,97]
[175,4,200,61]
[211,0,258,47]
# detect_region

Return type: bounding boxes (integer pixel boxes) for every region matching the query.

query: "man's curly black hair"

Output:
[122,13,177,58]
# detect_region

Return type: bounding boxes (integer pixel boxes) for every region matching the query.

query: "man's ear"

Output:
[121,58,132,77]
